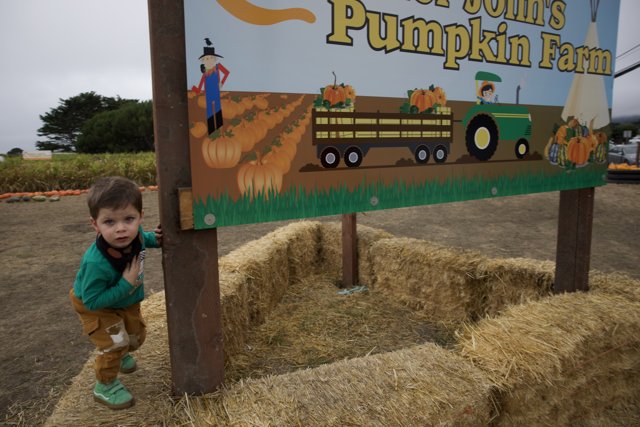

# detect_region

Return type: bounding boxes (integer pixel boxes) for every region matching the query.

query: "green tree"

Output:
[610,121,639,143]
[36,92,134,152]
[76,101,154,153]
[6,147,24,157]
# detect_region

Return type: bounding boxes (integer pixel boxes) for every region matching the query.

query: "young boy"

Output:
[69,176,162,410]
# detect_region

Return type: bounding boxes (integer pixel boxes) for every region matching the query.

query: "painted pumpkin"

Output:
[567,137,591,165]
[344,85,356,102]
[548,142,568,166]
[410,90,436,113]
[254,95,269,110]
[263,150,291,174]
[202,132,241,169]
[543,136,554,161]
[323,85,346,107]
[237,156,283,200]
[323,71,347,107]
[190,121,208,139]
[594,142,607,163]
[555,125,575,144]
[432,86,447,106]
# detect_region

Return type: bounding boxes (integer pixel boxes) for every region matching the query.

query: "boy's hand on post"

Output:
[123,254,141,287]
[155,224,163,247]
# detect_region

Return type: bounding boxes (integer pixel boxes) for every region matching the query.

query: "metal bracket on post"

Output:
[554,188,595,293]
[342,213,358,288]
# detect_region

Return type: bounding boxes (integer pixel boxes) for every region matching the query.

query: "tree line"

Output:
[35,92,154,153]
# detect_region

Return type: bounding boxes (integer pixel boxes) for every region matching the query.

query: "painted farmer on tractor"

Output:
[192,39,230,134]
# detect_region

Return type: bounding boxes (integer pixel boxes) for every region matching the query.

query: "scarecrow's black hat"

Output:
[199,46,223,59]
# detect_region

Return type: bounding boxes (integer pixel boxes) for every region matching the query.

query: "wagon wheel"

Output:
[465,114,499,161]
[320,147,340,168]
[433,145,448,163]
[414,145,430,164]
[344,147,363,167]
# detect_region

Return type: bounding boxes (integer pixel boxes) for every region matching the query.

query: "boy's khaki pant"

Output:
[69,289,146,384]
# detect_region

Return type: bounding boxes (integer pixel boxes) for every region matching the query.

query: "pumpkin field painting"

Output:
[183,0,620,229]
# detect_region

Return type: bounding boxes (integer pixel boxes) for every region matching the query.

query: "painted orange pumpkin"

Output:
[410,90,436,113]
[432,86,447,106]
[189,121,208,139]
[567,137,591,165]
[323,85,346,107]
[555,125,575,145]
[344,85,356,102]
[237,155,283,200]
[323,71,347,107]
[202,132,242,169]
[263,150,291,174]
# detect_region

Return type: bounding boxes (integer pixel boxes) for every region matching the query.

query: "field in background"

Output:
[0,152,156,193]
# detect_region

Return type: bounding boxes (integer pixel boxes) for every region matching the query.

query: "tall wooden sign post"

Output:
[554,188,595,293]
[148,0,224,394]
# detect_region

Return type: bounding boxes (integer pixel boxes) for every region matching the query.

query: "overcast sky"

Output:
[1,0,639,154]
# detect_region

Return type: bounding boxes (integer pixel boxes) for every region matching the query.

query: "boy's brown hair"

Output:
[87,176,143,219]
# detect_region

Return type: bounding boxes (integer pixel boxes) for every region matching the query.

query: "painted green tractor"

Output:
[461,71,532,161]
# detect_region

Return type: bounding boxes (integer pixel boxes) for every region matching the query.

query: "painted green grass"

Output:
[193,166,607,229]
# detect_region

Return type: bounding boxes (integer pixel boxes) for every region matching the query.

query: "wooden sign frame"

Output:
[149,0,596,395]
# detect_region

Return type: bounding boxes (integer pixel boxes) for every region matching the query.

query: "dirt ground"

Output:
[1,183,638,426]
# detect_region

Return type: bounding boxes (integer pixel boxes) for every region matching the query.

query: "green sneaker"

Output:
[93,379,134,410]
[120,353,137,374]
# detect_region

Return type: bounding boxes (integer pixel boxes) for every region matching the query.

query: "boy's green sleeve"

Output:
[142,230,160,248]
[78,262,137,310]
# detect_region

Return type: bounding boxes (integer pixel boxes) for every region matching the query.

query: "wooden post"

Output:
[554,188,595,293]
[342,213,358,288]
[148,0,224,394]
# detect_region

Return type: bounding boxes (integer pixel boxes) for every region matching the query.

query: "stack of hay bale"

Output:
[46,221,640,426]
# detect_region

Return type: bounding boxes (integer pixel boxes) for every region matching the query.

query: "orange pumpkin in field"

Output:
[237,153,283,200]
[410,89,436,113]
[190,121,208,139]
[567,137,591,165]
[202,131,242,169]
[263,150,291,174]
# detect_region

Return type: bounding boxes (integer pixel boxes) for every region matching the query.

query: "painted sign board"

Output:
[183,0,620,229]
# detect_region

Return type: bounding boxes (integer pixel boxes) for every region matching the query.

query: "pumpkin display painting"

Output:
[182,0,620,229]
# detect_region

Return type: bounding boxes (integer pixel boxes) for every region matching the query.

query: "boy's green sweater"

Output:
[73,230,159,311]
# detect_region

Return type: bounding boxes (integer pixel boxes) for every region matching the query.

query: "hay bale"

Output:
[455,292,640,426]
[182,343,494,426]
[589,270,640,302]
[219,269,250,359]
[219,221,320,325]
[474,257,555,318]
[369,237,486,325]
[317,222,392,285]
[220,221,322,358]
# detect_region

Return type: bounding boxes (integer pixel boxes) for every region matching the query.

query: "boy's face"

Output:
[482,89,493,101]
[91,204,143,249]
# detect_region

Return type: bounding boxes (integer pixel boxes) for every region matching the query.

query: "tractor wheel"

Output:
[515,139,529,159]
[465,114,499,161]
